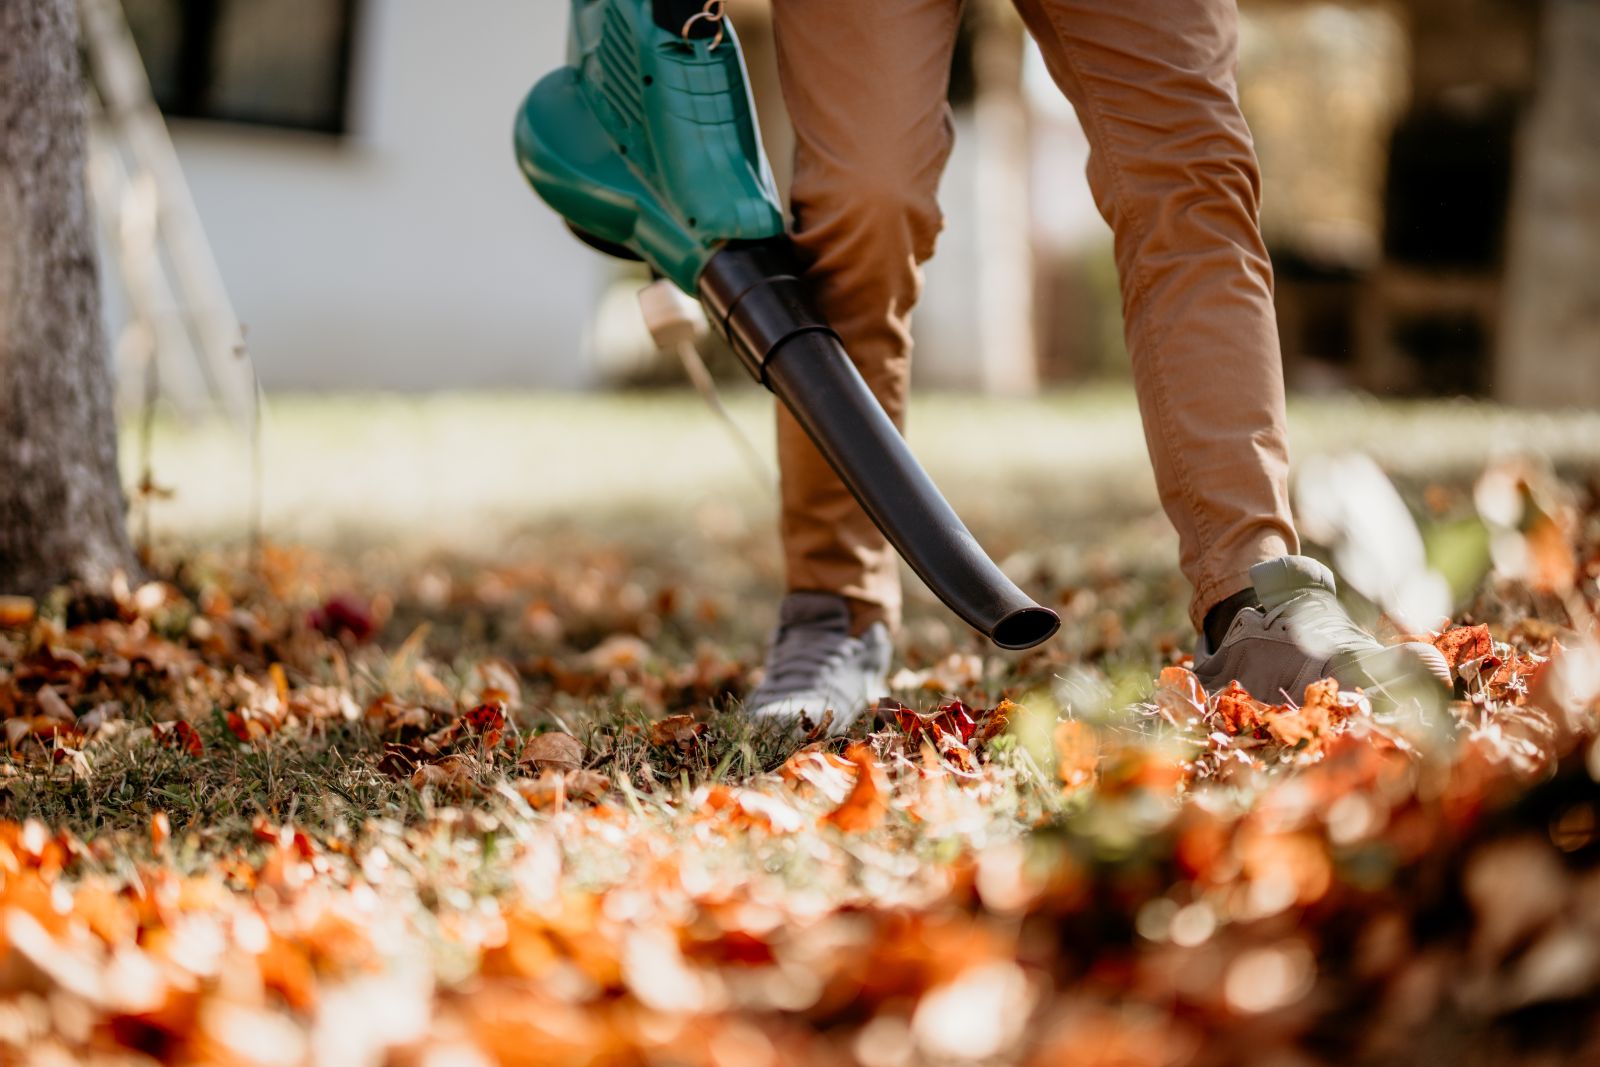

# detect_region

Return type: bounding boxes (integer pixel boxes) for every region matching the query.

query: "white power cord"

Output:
[638,279,776,494]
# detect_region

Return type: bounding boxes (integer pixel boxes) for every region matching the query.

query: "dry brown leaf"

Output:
[520,732,584,772]
[410,755,475,793]
[586,634,651,672]
[514,768,610,809]
[564,768,611,802]
[648,714,704,749]
[513,771,566,810]
[35,686,73,723]
[1154,665,1207,723]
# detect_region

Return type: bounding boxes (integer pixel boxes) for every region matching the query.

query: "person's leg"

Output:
[769,0,962,636]
[1012,0,1298,631]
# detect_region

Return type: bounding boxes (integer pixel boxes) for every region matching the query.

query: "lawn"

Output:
[0,389,1597,1065]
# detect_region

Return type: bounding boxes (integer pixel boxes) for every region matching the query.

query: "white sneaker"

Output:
[744,592,891,735]
[1194,556,1451,704]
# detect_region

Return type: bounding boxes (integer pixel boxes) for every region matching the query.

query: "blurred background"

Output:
[98,0,1600,400]
[84,0,1600,567]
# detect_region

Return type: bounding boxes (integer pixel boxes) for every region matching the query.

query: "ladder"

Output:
[78,0,258,432]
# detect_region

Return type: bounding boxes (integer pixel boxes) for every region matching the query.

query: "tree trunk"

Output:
[1497,0,1600,408]
[0,0,136,596]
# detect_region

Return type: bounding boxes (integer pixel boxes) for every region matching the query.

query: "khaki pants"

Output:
[771,0,1299,634]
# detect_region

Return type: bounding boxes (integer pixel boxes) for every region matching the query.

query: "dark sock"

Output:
[1203,587,1261,651]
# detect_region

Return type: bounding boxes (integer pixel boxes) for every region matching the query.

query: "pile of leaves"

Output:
[0,465,1596,1066]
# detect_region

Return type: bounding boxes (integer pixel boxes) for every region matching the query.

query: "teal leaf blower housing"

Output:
[513,0,781,292]
[515,0,1060,651]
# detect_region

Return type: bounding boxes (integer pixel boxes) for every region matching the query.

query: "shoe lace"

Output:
[1261,588,1374,655]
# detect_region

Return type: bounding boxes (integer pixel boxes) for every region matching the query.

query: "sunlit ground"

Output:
[0,387,1589,1064]
[125,386,1600,551]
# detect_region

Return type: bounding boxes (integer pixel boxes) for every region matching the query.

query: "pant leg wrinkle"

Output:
[1017,0,1297,629]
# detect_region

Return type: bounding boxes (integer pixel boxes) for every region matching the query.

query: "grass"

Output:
[0,389,1594,1064]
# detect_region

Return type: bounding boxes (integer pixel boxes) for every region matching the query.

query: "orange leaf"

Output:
[1524,513,1577,595]
[0,595,36,628]
[1053,720,1099,790]
[819,742,888,833]
[1265,678,1360,750]
[268,662,290,706]
[1432,625,1495,675]
[778,744,857,797]
[1214,681,1274,735]
[974,699,1016,745]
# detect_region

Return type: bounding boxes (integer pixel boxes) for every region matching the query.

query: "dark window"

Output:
[121,0,360,136]
[1382,99,1518,270]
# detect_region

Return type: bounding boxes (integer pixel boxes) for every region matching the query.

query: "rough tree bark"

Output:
[1498,0,1600,408]
[0,0,136,595]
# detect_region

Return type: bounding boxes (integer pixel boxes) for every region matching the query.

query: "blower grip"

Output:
[699,242,1060,651]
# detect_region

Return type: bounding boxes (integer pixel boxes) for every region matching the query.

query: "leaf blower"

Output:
[513,0,1060,651]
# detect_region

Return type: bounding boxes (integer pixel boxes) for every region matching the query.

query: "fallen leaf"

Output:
[1214,681,1274,735]
[411,755,475,793]
[820,742,888,833]
[0,596,36,628]
[1433,625,1496,676]
[563,768,611,802]
[1525,514,1578,595]
[894,700,978,745]
[1054,720,1099,790]
[307,592,377,642]
[464,701,507,749]
[586,634,651,672]
[520,732,583,772]
[778,744,857,799]
[648,714,704,749]
[974,700,1016,745]
[153,720,203,757]
[1154,666,1208,723]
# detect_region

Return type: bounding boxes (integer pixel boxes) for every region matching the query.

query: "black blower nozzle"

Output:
[699,241,1060,651]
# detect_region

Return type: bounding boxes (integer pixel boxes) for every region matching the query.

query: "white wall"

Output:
[156,0,602,390]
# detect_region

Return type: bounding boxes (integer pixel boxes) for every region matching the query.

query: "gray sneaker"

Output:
[744,592,891,735]
[1194,556,1451,704]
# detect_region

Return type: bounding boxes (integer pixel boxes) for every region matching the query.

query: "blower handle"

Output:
[699,241,1060,651]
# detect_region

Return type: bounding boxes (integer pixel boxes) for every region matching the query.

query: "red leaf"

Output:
[153,720,203,757]
[464,702,506,749]
[307,593,376,642]
[893,700,977,745]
